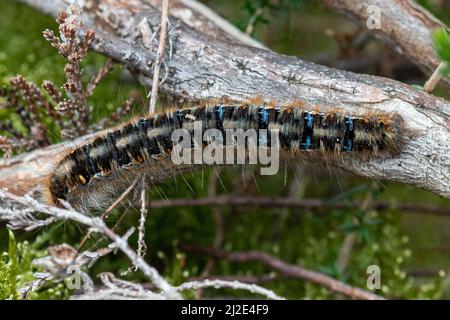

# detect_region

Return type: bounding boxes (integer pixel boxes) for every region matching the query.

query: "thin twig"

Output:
[176,279,284,300]
[137,177,149,262]
[86,58,115,97]
[144,195,450,216]
[424,61,448,93]
[181,244,386,300]
[196,169,224,299]
[201,169,224,275]
[188,274,277,284]
[148,0,169,114]
[78,176,140,251]
[336,192,373,274]
[0,189,180,299]
[245,7,264,36]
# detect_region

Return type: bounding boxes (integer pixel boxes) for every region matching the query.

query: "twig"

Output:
[103,176,140,220]
[20,230,135,299]
[144,195,450,216]
[176,279,284,300]
[0,189,181,299]
[188,274,277,284]
[424,61,448,93]
[201,169,224,275]
[181,244,386,300]
[245,7,264,36]
[137,177,149,262]
[86,58,115,97]
[196,169,223,298]
[75,272,282,300]
[78,176,140,251]
[148,0,169,114]
[336,192,373,274]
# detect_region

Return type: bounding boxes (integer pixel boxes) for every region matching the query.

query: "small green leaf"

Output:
[8,230,18,299]
[433,28,450,67]
[440,64,450,77]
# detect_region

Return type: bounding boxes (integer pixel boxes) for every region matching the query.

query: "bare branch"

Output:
[86,58,115,97]
[144,196,450,217]
[424,61,449,93]
[137,178,149,261]
[322,0,450,90]
[176,279,285,300]
[78,176,140,251]
[148,0,169,114]
[0,189,181,299]
[181,244,386,300]
[188,274,277,285]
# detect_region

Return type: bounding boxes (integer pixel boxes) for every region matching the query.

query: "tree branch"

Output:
[4,0,450,199]
[322,0,450,90]
[0,189,181,299]
[145,195,450,217]
[181,244,386,300]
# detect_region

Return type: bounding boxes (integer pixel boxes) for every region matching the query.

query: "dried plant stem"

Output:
[137,177,149,260]
[176,279,284,300]
[245,7,264,36]
[103,176,140,219]
[0,189,180,299]
[87,58,115,96]
[201,170,224,275]
[149,0,169,114]
[424,61,448,93]
[188,274,277,284]
[182,244,386,300]
[78,176,140,251]
[144,195,450,216]
[337,192,373,274]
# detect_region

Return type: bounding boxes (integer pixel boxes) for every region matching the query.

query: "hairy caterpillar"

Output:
[47,103,404,212]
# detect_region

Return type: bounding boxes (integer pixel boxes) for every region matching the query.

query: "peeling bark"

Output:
[3,0,449,200]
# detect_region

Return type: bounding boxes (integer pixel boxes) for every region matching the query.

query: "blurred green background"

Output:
[1,0,450,299]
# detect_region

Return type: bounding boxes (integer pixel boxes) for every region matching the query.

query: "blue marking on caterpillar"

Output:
[216,105,225,121]
[342,116,354,152]
[258,107,270,127]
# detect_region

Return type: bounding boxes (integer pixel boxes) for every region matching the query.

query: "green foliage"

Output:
[0,230,71,300]
[0,1,144,152]
[433,28,450,76]
[0,230,18,299]
[93,169,446,300]
[417,0,450,25]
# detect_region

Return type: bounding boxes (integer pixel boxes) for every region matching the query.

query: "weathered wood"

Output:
[144,0,267,49]
[3,0,449,200]
[323,0,450,90]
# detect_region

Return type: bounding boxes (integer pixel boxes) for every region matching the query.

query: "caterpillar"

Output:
[47,103,404,212]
